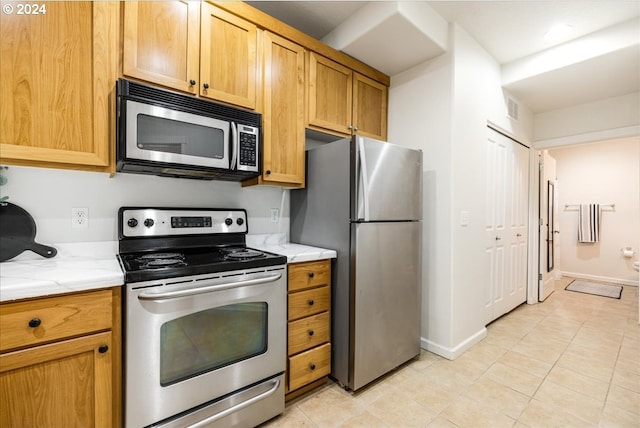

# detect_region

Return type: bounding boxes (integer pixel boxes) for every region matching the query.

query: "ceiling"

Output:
[247,1,640,113]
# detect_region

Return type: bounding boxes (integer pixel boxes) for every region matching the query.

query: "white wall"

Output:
[389,23,535,358]
[550,137,640,285]
[389,50,454,351]
[0,166,289,245]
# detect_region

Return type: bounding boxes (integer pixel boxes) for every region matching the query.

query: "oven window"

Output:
[160,302,267,386]
[137,114,224,159]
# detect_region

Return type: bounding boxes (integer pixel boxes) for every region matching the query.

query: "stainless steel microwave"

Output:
[116,78,262,181]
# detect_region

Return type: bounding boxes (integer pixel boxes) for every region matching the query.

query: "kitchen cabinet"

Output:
[0,288,122,428]
[122,1,258,110]
[286,259,331,400]
[248,31,306,187]
[0,1,117,172]
[307,52,388,141]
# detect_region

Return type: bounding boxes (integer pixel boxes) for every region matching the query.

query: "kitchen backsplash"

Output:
[0,166,290,245]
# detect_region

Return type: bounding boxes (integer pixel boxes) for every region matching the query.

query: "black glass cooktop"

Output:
[118,246,287,283]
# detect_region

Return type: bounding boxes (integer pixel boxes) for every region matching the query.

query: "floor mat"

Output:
[565,280,622,299]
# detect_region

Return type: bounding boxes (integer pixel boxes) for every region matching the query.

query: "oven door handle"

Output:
[186,378,281,428]
[137,272,282,301]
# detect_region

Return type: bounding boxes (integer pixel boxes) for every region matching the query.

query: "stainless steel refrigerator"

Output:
[291,135,422,391]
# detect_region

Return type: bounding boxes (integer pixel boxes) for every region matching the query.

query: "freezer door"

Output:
[351,221,421,390]
[353,136,422,221]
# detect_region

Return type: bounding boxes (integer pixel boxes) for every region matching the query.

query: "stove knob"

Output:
[127,218,138,228]
[225,218,233,226]
[144,218,155,228]
[236,218,244,226]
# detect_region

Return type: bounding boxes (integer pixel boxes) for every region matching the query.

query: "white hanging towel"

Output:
[578,203,600,243]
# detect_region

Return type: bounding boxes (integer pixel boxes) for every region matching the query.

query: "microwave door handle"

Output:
[230,122,238,170]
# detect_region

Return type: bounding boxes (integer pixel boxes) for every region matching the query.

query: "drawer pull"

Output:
[28,318,41,328]
[308,299,315,306]
[98,345,109,354]
[309,363,316,370]
[308,272,315,279]
[308,329,314,336]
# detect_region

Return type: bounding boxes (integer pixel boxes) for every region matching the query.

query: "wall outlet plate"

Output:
[270,208,279,223]
[71,207,89,229]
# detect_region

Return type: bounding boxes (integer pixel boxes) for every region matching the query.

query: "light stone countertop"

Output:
[0,235,335,303]
[247,233,337,263]
[0,241,124,303]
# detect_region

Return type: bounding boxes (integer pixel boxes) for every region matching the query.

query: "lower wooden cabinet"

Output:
[0,287,121,428]
[286,259,331,400]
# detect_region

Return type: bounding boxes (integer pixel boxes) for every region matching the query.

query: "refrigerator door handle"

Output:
[358,137,371,221]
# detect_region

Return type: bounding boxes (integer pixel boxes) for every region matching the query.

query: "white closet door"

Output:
[485,127,529,323]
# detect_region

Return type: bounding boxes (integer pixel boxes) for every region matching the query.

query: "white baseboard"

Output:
[561,271,639,287]
[420,328,487,360]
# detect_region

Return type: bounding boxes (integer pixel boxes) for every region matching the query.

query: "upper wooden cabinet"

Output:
[254,31,306,187]
[123,1,258,109]
[0,1,117,171]
[307,52,388,141]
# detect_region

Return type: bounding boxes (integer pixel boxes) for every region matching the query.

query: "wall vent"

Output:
[505,95,519,121]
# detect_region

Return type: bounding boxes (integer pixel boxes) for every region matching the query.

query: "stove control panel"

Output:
[120,208,248,237]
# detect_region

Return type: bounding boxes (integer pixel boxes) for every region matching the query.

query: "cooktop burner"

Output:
[222,248,266,261]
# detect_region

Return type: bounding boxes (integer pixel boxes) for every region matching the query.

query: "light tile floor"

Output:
[263,277,639,427]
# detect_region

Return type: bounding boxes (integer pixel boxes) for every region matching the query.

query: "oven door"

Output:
[125,266,286,428]
[124,99,231,169]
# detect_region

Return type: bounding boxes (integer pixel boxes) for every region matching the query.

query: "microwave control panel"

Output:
[237,125,259,172]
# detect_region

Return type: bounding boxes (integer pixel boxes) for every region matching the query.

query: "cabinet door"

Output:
[0,1,115,169]
[353,73,388,141]
[0,331,113,428]
[261,32,306,186]
[123,0,200,94]
[307,52,353,136]
[200,3,257,109]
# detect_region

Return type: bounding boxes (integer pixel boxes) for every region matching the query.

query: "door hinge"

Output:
[538,273,543,280]
[539,218,543,226]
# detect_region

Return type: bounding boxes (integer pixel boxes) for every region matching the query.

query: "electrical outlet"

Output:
[71,207,89,229]
[270,208,279,223]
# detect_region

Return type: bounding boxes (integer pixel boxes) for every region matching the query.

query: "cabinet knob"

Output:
[189,79,196,86]
[265,170,271,175]
[348,125,353,130]
[28,318,41,328]
[308,272,315,279]
[309,363,316,370]
[203,83,209,89]
[308,299,315,306]
[98,345,109,354]
[354,127,359,132]
[308,329,314,336]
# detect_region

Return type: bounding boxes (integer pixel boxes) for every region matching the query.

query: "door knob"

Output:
[495,236,502,241]
[516,233,522,237]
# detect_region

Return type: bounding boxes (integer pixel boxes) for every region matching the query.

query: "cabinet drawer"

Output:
[288,343,331,391]
[288,285,330,321]
[288,312,330,356]
[0,290,113,352]
[288,260,331,292]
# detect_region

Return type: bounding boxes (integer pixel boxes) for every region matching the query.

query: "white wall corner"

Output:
[421,327,487,360]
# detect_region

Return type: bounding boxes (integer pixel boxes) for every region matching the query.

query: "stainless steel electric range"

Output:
[117,207,287,428]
